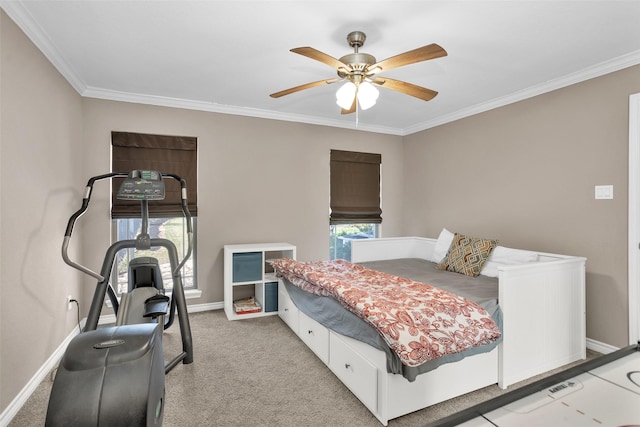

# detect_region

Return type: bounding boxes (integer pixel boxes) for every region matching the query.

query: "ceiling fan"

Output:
[270,31,447,114]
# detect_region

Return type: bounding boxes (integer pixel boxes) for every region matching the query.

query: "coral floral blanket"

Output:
[271,258,501,367]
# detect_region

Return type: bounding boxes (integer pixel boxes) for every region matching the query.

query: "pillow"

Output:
[437,233,498,277]
[480,246,539,277]
[430,228,455,263]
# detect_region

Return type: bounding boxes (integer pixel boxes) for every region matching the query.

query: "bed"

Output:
[274,234,586,425]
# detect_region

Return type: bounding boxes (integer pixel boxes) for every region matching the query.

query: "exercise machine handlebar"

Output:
[62,172,127,281]
[161,173,194,275]
[61,171,194,281]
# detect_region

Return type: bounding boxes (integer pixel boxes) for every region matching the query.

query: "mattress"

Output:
[282,258,503,382]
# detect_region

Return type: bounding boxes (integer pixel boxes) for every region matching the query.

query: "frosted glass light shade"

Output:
[357,81,379,110]
[336,81,357,109]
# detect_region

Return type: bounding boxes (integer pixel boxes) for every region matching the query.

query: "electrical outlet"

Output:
[67,295,74,311]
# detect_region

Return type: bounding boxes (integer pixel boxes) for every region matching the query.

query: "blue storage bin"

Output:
[232,252,262,283]
[264,282,278,312]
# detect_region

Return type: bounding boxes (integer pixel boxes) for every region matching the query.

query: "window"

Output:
[330,223,380,261]
[112,217,197,293]
[329,149,382,261]
[111,131,198,292]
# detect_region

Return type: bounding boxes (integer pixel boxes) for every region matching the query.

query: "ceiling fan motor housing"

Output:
[346,31,367,48]
[339,32,376,80]
[338,52,377,79]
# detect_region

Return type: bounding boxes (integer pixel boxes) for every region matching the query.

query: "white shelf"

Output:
[223,242,296,320]
[264,273,278,282]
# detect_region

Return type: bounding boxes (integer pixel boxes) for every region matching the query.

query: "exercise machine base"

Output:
[45,323,164,427]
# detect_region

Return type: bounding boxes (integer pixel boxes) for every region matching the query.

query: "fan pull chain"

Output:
[356,102,359,127]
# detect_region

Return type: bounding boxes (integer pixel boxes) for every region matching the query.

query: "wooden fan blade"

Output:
[341,97,357,114]
[369,43,447,73]
[291,47,349,71]
[270,78,339,98]
[372,77,438,101]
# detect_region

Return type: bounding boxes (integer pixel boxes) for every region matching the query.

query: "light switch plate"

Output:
[595,185,613,199]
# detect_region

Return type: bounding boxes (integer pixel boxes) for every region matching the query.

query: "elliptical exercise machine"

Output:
[46,170,194,426]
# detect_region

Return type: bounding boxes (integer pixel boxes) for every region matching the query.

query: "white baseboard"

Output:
[586,337,620,354]
[186,301,223,313]
[0,302,222,427]
[0,320,84,427]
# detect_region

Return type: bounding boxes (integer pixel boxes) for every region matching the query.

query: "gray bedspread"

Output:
[282,258,503,382]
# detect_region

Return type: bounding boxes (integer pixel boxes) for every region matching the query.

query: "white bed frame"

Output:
[277,237,586,425]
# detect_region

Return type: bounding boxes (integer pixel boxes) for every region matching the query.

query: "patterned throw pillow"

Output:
[437,233,499,277]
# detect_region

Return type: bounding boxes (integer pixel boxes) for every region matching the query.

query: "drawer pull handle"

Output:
[345,363,351,369]
[284,308,289,312]
[308,330,313,335]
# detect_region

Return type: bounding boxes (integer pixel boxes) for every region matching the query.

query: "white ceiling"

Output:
[3,1,640,135]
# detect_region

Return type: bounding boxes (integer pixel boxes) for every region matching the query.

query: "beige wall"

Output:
[80,100,405,305]
[0,11,85,410]
[403,65,640,348]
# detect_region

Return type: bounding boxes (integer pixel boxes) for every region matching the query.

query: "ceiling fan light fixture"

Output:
[357,81,379,110]
[336,81,357,109]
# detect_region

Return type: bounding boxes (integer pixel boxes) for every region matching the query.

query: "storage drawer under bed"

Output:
[299,312,329,364]
[329,332,378,412]
[278,281,299,334]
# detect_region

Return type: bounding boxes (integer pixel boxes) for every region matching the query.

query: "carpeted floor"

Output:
[9,310,599,426]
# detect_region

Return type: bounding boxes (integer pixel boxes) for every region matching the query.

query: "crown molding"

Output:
[85,50,640,137]
[82,86,403,135]
[402,49,640,136]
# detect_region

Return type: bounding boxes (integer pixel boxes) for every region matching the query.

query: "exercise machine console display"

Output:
[117,170,165,200]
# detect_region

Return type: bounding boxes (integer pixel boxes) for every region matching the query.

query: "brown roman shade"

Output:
[330,149,382,224]
[111,131,198,218]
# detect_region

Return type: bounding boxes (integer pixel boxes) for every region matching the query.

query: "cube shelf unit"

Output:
[223,242,296,320]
